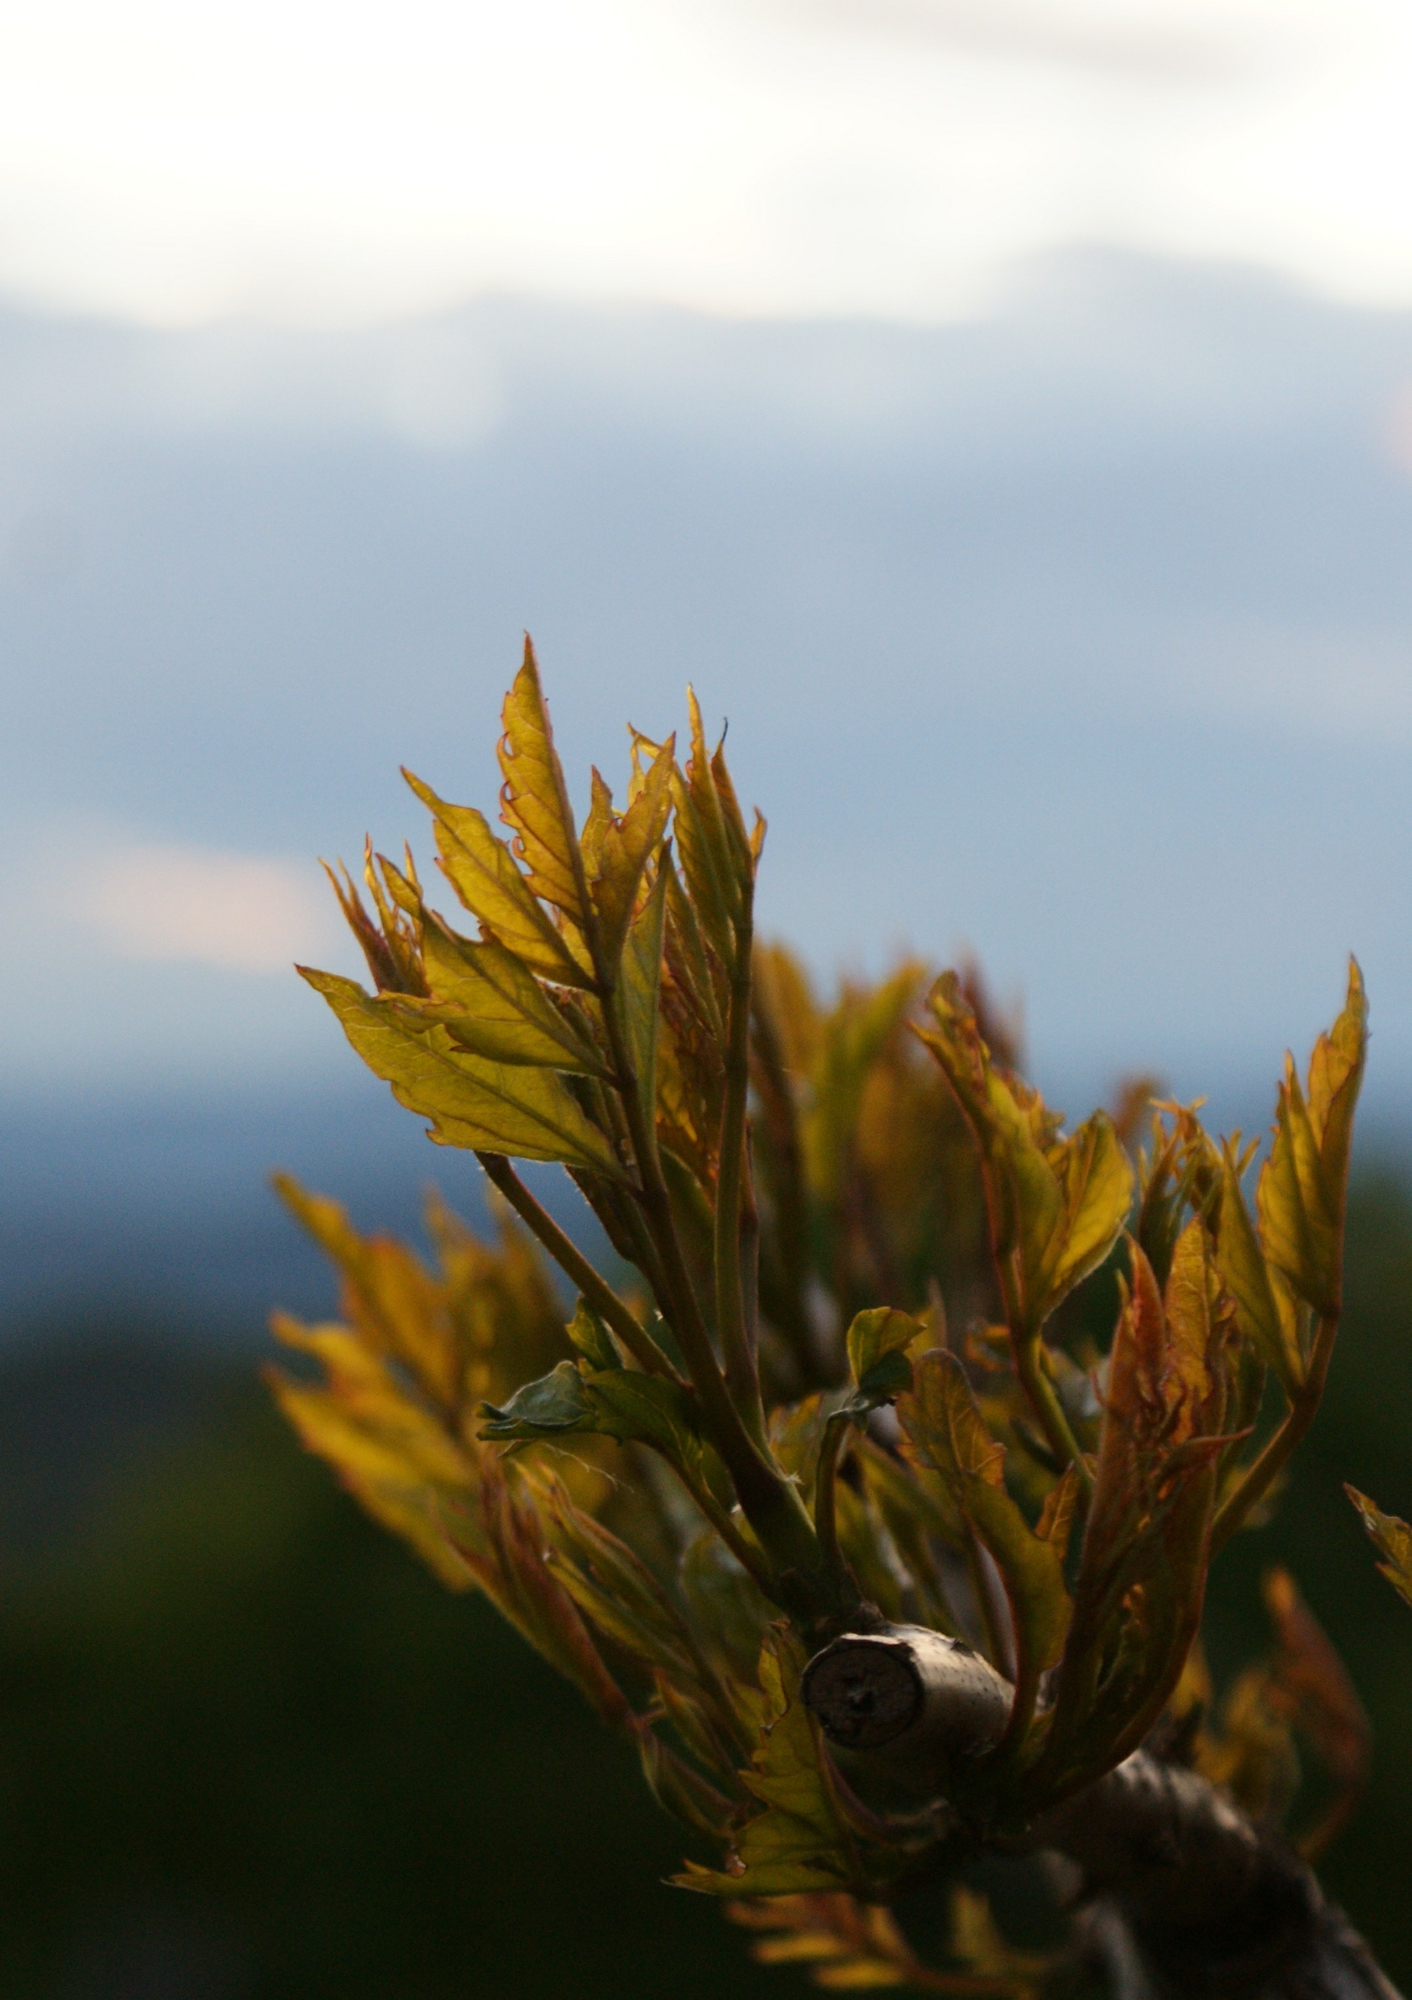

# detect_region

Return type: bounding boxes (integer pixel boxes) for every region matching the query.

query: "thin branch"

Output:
[802,1626,1404,2000]
[596,990,833,1605]
[475,1152,677,1380]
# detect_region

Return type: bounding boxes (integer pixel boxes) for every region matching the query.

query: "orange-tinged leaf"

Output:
[1045,1111,1134,1305]
[917,974,1131,1334]
[589,736,675,968]
[1039,1232,1226,1792]
[1262,1567,1369,1829]
[899,1352,1071,1678]
[1346,1486,1412,1610]
[403,768,593,989]
[448,1452,632,1727]
[497,636,592,927]
[898,1349,1005,1490]
[1257,962,1367,1319]
[1216,1137,1300,1391]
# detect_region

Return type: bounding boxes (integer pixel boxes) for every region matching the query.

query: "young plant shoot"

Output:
[272,641,1392,2000]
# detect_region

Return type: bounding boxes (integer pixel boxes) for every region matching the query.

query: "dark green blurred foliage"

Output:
[1,1165,1411,2000]
[0,1349,781,2000]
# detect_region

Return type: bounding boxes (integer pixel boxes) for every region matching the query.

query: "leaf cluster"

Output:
[273,643,1371,1992]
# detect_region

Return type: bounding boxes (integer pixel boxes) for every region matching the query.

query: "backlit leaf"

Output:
[589,736,675,967]
[1216,1137,1301,1392]
[917,974,1132,1335]
[899,1352,1071,1678]
[1257,961,1367,1319]
[1039,1231,1226,1792]
[403,769,593,990]
[300,967,627,1178]
[1045,1111,1134,1304]
[419,921,608,1074]
[617,854,669,1142]
[1346,1486,1412,1610]
[676,1633,868,1898]
[497,637,591,928]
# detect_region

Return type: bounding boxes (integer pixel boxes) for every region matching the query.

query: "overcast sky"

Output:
[1,0,1411,326]
[4,254,1410,1133]
[2,1,1411,1155]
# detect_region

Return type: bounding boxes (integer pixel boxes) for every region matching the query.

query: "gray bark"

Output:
[801,1628,1401,2000]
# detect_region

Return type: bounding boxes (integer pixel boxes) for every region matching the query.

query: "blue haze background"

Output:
[3,244,1411,1336]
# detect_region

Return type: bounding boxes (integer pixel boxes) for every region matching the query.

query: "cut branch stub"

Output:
[801,1626,1011,1774]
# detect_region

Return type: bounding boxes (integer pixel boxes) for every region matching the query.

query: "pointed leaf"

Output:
[1045,1111,1134,1303]
[420,922,609,1074]
[1346,1486,1412,1610]
[899,1352,1070,1677]
[846,1308,922,1385]
[897,1348,1005,1489]
[675,1633,871,1898]
[1258,965,1367,1319]
[590,737,675,968]
[617,854,669,1139]
[478,1359,592,1438]
[566,1297,621,1373]
[404,769,593,989]
[302,967,627,1177]
[1216,1138,1301,1391]
[498,637,592,927]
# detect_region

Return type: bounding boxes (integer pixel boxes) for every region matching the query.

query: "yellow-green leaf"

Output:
[301,967,627,1178]
[1045,1111,1134,1303]
[675,1633,865,1898]
[845,1308,922,1385]
[497,637,592,927]
[898,1348,1005,1489]
[616,854,669,1142]
[403,769,593,989]
[1309,958,1368,1222]
[917,974,1130,1333]
[1216,1138,1301,1392]
[899,1351,1070,1677]
[1346,1486,1412,1610]
[1257,963,1368,1319]
[420,921,608,1075]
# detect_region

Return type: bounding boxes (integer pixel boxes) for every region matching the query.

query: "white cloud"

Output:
[62,841,339,974]
[0,0,1407,327]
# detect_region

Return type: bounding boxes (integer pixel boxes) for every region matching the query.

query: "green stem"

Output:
[966,1531,1011,1678]
[1209,1313,1336,1555]
[715,925,766,1446]
[749,968,815,1372]
[813,1416,851,1591]
[987,1635,1041,1772]
[476,1153,677,1381]
[1012,1323,1092,1499]
[597,990,828,1600]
